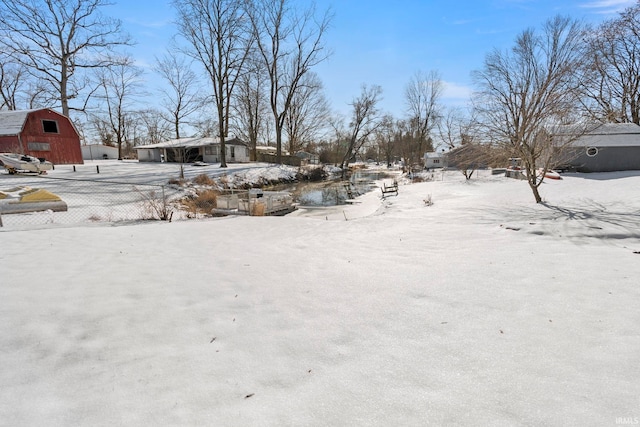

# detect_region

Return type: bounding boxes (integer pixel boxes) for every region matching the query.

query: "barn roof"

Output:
[0,108,74,137]
[0,109,35,136]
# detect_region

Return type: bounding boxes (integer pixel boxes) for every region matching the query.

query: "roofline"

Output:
[135,136,248,149]
[0,108,79,138]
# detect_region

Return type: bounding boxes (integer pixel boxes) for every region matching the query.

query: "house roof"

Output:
[295,151,317,159]
[0,109,36,136]
[136,137,247,150]
[424,152,445,159]
[572,123,640,147]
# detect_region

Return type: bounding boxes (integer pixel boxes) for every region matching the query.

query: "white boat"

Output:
[0,153,53,174]
[538,168,562,180]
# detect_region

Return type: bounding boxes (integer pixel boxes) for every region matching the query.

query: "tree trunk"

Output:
[218,106,227,167]
[527,173,543,203]
[275,127,283,164]
[60,61,69,117]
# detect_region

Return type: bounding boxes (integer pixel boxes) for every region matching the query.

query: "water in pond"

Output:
[268,169,395,207]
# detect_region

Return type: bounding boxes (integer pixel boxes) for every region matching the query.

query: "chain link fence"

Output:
[0,176,186,230]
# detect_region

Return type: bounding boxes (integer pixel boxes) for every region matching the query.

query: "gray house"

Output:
[565,123,640,172]
[136,137,249,163]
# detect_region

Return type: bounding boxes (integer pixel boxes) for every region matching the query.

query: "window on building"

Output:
[230,146,235,158]
[28,142,51,151]
[42,120,59,133]
[586,147,598,157]
[204,145,219,155]
[433,159,440,164]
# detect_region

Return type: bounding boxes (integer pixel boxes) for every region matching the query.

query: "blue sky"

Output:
[109,0,637,117]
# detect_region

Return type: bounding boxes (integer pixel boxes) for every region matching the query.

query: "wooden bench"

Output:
[380,180,398,198]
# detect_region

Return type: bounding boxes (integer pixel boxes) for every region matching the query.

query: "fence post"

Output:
[0,212,3,227]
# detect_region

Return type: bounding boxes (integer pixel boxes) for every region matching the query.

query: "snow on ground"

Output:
[1,165,640,426]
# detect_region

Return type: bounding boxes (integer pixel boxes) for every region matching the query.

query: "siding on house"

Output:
[569,146,640,172]
[81,144,119,160]
[566,123,640,172]
[136,137,250,163]
[424,152,446,169]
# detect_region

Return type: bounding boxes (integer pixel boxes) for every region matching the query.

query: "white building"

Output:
[423,151,446,169]
[136,137,250,163]
[81,144,119,160]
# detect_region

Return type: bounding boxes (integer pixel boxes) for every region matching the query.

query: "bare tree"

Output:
[93,57,144,159]
[231,54,268,161]
[137,109,173,145]
[0,58,49,110]
[404,70,444,166]
[340,84,383,176]
[437,107,488,179]
[284,71,330,155]
[173,0,253,168]
[192,109,219,138]
[90,114,115,146]
[580,4,640,124]
[1,53,51,111]
[472,16,587,203]
[374,114,401,167]
[0,0,131,117]
[325,114,347,165]
[247,0,332,164]
[0,60,25,110]
[153,50,205,139]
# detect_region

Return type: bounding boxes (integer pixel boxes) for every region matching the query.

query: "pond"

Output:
[268,169,395,207]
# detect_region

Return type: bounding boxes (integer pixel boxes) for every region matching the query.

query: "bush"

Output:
[136,187,174,221]
[193,173,215,186]
[180,189,219,217]
[297,166,326,181]
[306,166,326,181]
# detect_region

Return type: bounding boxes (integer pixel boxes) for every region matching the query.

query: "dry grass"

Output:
[168,177,186,186]
[180,189,219,217]
[193,173,215,186]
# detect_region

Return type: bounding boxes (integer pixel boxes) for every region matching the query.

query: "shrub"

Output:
[180,189,219,217]
[306,166,326,181]
[136,187,174,221]
[297,166,326,182]
[193,173,215,186]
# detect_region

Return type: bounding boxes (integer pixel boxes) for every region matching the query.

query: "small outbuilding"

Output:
[81,144,119,160]
[423,151,447,169]
[0,109,83,165]
[136,137,250,163]
[565,123,640,172]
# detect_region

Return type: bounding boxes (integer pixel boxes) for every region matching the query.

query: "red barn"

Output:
[0,109,83,165]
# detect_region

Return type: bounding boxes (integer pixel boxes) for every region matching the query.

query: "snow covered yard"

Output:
[0,161,307,228]
[1,169,639,426]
